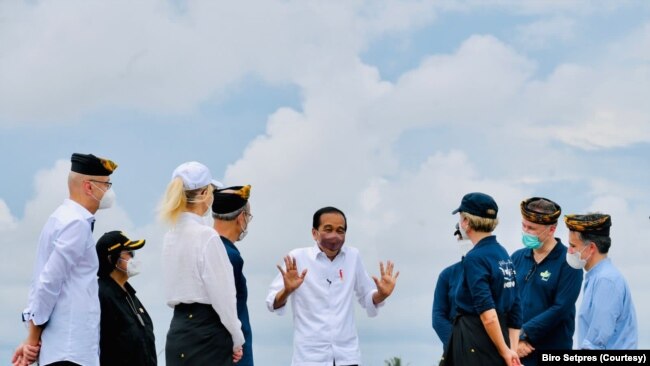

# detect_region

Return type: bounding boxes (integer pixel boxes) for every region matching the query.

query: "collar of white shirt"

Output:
[309,243,348,261]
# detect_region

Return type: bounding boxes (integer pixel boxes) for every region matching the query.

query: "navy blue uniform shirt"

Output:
[432,261,462,350]
[455,235,522,329]
[221,236,254,366]
[512,239,583,355]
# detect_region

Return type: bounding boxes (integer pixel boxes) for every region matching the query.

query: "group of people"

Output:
[10,153,639,366]
[12,154,400,366]
[432,193,638,366]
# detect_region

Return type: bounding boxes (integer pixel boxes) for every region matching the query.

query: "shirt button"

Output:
[189,314,193,319]
[470,348,475,353]
[181,353,185,358]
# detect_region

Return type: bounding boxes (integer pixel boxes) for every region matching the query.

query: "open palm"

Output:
[277,255,307,293]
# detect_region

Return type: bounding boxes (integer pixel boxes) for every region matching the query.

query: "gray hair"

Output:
[212,206,246,221]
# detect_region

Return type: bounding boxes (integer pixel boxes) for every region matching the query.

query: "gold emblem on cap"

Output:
[100,158,118,172]
[235,185,251,200]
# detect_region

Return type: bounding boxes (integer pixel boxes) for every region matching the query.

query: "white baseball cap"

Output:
[171,161,212,190]
[211,179,224,189]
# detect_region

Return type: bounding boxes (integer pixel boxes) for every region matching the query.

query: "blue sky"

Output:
[1,1,649,365]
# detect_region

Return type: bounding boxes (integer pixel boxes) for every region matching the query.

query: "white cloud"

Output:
[0,200,16,231]
[1,2,650,364]
[0,0,435,124]
[515,16,577,50]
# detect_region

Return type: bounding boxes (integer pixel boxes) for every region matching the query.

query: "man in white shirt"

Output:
[266,206,399,366]
[12,153,117,366]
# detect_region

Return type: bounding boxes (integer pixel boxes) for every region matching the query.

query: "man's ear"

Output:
[312,228,319,241]
[82,180,93,196]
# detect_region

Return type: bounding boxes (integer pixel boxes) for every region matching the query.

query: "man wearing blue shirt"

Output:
[432,261,462,352]
[564,213,638,350]
[432,225,472,355]
[444,192,522,366]
[13,153,117,366]
[212,184,255,366]
[512,197,583,365]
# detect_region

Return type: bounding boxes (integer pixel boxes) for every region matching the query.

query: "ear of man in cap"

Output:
[96,231,145,278]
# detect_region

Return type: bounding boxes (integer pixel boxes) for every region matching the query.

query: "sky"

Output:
[1,0,649,364]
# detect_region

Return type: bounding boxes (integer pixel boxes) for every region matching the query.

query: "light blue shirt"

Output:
[578,258,637,349]
[25,199,100,365]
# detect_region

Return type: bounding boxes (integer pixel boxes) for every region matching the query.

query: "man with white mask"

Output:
[212,185,255,366]
[13,153,117,366]
[564,213,638,349]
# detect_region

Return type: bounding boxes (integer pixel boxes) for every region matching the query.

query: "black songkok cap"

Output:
[452,192,498,219]
[96,231,145,278]
[564,213,612,237]
[212,185,251,214]
[71,153,117,176]
[520,197,562,225]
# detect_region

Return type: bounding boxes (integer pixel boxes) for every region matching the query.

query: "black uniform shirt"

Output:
[98,276,157,365]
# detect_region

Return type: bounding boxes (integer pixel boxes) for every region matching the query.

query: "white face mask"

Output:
[238,211,252,241]
[566,245,590,269]
[98,188,116,210]
[91,182,115,210]
[119,257,141,277]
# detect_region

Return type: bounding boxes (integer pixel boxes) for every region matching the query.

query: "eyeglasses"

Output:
[525,262,537,282]
[245,211,253,222]
[88,179,113,190]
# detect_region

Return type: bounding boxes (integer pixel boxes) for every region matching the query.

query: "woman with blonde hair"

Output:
[160,161,244,365]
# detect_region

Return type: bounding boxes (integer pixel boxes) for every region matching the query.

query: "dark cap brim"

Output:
[451,208,461,215]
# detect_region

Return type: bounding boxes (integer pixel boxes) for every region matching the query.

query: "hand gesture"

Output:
[277,256,307,294]
[372,261,399,302]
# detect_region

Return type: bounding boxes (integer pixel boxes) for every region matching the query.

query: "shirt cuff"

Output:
[365,290,383,317]
[266,291,286,315]
[581,339,604,350]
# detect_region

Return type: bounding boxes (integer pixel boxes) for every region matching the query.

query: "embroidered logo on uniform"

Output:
[540,270,551,281]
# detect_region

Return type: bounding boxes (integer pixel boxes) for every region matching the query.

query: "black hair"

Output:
[579,232,612,254]
[312,206,347,230]
[97,251,121,278]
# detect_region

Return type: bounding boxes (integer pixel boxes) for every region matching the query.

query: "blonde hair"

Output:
[461,212,499,233]
[159,178,212,224]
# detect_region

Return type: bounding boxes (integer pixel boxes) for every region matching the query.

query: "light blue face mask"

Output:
[522,231,542,249]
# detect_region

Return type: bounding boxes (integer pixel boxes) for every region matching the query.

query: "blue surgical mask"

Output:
[522,232,542,249]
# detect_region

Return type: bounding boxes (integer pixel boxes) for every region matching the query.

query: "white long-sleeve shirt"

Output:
[162,212,245,350]
[266,245,384,366]
[26,199,100,366]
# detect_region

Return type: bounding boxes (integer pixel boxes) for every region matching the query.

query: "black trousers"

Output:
[442,313,510,366]
[166,303,234,366]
